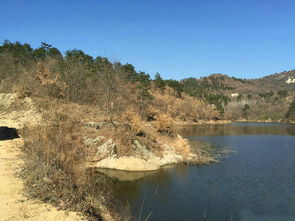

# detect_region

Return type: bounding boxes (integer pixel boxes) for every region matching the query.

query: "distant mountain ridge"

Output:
[184,69,295,95]
[251,70,295,91]
[181,69,295,121]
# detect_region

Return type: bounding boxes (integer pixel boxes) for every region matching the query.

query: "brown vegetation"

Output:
[153,113,173,134]
[0,41,233,220]
[19,110,122,220]
[150,88,220,122]
[182,72,295,121]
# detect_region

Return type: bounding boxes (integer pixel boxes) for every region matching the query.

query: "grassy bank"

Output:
[20,120,123,220]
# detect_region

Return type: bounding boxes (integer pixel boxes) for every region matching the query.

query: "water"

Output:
[98,123,295,221]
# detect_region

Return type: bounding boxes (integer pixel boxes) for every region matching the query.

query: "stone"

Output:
[160,144,184,165]
[95,156,160,171]
[96,139,117,157]
[85,122,103,129]
[132,140,155,159]
[84,136,105,147]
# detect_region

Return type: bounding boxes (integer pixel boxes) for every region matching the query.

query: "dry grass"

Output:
[19,103,130,221]
[153,113,173,135]
[174,136,191,158]
[150,89,219,122]
[0,42,227,221]
[20,123,100,220]
[120,109,145,136]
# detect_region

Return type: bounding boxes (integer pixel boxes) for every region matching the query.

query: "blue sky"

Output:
[1,0,295,80]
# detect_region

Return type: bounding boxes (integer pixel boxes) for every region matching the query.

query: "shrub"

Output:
[121,108,145,136]
[20,112,116,220]
[154,113,173,135]
[174,136,191,158]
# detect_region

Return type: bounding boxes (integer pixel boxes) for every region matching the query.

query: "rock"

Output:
[91,141,188,171]
[95,156,160,171]
[186,153,199,163]
[93,146,184,171]
[86,155,101,162]
[89,135,201,171]
[85,122,103,129]
[160,144,183,165]
[85,121,118,130]
[132,141,184,166]
[84,136,105,147]
[176,134,183,139]
[96,139,117,158]
[132,140,155,159]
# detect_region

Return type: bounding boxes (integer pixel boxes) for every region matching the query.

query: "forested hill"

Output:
[181,71,295,121]
[182,70,295,96]
[251,70,295,91]
[0,40,294,122]
[0,40,219,123]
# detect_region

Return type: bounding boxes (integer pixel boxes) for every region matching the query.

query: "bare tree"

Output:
[97,61,118,124]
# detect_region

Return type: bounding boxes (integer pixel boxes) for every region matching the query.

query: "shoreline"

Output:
[234,119,295,124]
[173,120,231,126]
[174,119,295,126]
[88,138,218,173]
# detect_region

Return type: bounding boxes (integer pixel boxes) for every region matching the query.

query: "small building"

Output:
[286,78,295,84]
[231,93,239,98]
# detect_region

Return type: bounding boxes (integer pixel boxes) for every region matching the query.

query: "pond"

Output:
[99,122,295,221]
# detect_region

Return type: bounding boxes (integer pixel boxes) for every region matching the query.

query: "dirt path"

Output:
[0,138,86,221]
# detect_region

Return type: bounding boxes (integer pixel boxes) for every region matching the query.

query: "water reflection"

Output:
[110,168,174,204]
[173,122,295,137]
[91,123,295,221]
[94,168,158,181]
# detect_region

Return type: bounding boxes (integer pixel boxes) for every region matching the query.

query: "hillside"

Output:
[1,40,295,220]
[251,70,295,91]
[183,70,295,95]
[0,41,219,220]
[181,70,295,121]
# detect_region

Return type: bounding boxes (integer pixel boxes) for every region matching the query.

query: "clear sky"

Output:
[1,0,295,80]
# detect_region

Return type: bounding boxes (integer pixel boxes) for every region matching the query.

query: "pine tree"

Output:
[154,73,166,91]
[286,98,295,120]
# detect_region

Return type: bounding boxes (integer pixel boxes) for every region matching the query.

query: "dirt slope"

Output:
[0,93,41,129]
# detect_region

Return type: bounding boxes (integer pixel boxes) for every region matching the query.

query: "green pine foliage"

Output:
[154,73,166,91]
[286,98,295,120]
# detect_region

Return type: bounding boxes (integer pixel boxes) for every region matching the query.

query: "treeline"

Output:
[1,40,294,121]
[0,40,243,118]
[0,40,182,93]
[286,98,295,120]
[0,41,189,120]
[181,77,231,114]
[181,74,295,120]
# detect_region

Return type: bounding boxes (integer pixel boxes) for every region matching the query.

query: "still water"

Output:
[104,123,295,221]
